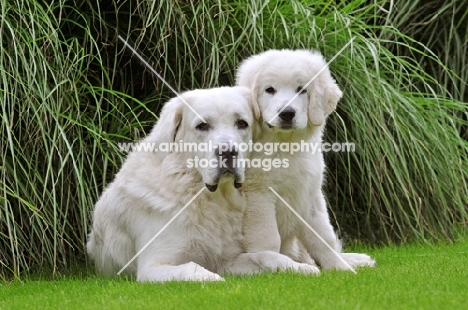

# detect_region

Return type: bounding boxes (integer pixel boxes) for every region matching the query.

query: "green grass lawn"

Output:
[1,240,467,310]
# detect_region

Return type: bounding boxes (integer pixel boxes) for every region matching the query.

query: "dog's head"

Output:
[236,49,342,134]
[146,86,255,192]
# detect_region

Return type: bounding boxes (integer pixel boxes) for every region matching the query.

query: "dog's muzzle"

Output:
[205,144,243,192]
[267,107,296,129]
[278,107,295,129]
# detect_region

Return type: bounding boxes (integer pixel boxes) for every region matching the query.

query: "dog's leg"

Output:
[300,192,375,270]
[222,251,320,275]
[135,245,224,282]
[280,237,317,266]
[299,192,350,270]
[137,261,224,282]
[243,191,281,252]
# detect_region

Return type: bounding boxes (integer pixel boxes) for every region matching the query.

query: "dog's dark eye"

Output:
[297,86,306,94]
[235,119,249,129]
[265,87,276,95]
[195,122,211,131]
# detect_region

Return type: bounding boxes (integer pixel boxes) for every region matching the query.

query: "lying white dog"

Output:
[236,50,375,270]
[87,86,319,282]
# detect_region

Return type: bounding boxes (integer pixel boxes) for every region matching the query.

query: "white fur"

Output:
[236,49,376,270]
[87,86,319,282]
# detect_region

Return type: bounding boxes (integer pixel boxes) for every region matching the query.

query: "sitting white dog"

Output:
[236,50,376,270]
[87,86,319,282]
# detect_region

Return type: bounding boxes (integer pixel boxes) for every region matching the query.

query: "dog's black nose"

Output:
[216,144,238,169]
[278,107,296,122]
[218,148,238,159]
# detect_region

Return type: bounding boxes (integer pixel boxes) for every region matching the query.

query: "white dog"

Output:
[236,50,375,270]
[87,86,319,282]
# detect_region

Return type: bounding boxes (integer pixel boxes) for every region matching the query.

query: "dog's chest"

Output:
[246,151,315,185]
[183,199,245,271]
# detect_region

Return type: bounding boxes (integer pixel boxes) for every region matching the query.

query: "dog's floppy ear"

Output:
[146,96,184,146]
[249,72,262,120]
[236,56,263,120]
[235,85,260,121]
[308,79,342,126]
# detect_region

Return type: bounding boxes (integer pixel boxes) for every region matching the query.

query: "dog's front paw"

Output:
[340,252,376,268]
[290,262,320,275]
[183,262,225,282]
